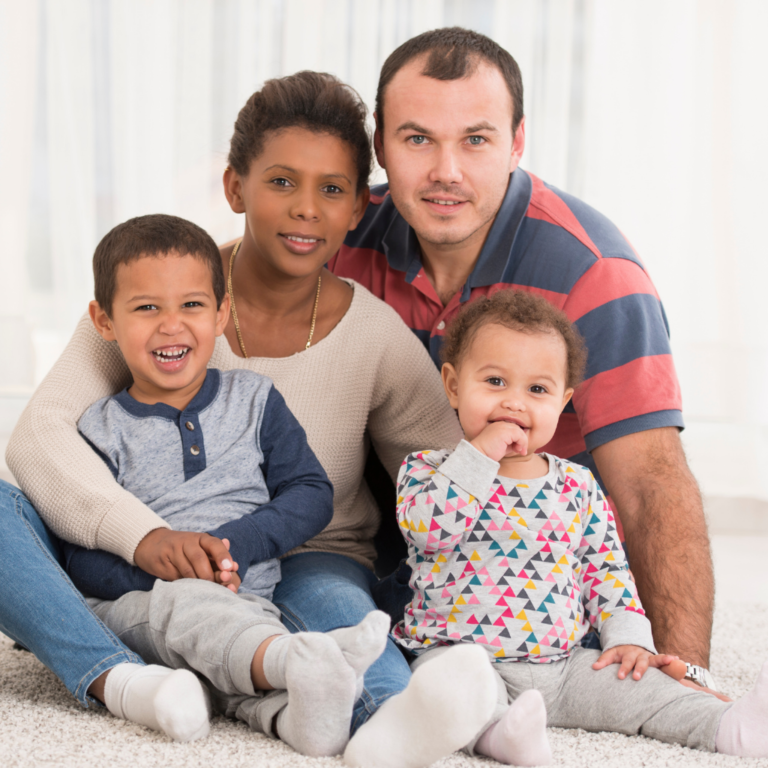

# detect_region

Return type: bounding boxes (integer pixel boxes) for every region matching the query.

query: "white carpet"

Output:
[2,536,767,768]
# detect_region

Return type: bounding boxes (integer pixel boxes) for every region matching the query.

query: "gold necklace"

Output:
[227,240,322,358]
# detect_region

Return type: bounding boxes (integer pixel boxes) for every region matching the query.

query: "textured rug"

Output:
[1,600,767,768]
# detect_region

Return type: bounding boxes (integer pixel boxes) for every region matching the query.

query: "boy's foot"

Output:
[476,689,552,766]
[103,663,210,742]
[716,659,768,757]
[272,634,357,756]
[328,610,391,698]
[343,644,497,768]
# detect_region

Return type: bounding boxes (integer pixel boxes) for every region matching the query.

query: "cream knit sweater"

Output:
[6,282,462,569]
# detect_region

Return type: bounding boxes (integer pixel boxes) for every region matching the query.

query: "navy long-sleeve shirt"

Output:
[63,369,333,601]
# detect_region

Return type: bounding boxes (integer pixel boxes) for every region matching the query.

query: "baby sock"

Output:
[272,634,357,757]
[475,689,552,766]
[103,663,210,742]
[327,610,391,699]
[343,644,497,768]
[716,659,768,757]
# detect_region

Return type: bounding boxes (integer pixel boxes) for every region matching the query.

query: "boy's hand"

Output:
[134,529,236,582]
[592,645,680,681]
[471,421,528,462]
[213,538,241,593]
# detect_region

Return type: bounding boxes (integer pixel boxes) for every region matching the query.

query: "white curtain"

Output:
[1,0,766,504]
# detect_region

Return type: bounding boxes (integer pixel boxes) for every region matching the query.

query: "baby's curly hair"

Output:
[440,290,588,390]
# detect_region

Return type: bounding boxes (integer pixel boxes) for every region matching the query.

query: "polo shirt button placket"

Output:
[190,445,200,456]
[185,421,195,431]
[437,320,445,330]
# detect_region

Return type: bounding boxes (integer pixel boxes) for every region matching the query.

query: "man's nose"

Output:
[428,144,463,186]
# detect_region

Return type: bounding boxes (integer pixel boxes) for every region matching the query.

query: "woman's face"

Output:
[226,127,368,279]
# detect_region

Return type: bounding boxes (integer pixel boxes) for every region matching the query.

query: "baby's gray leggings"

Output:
[88,579,291,737]
[411,645,731,754]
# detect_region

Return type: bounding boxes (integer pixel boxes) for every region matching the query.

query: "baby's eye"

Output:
[486,376,504,387]
[408,135,428,145]
[529,385,548,394]
[467,136,486,145]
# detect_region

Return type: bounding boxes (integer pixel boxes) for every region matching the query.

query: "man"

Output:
[329,27,716,685]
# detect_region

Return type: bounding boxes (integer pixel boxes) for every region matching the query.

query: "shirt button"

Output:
[185,421,195,431]
[190,445,200,456]
[437,320,445,330]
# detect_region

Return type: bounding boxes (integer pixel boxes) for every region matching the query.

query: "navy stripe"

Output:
[410,327,431,349]
[575,294,672,380]
[584,410,684,453]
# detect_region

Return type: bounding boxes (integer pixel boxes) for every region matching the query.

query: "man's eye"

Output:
[409,136,428,145]
[467,136,486,145]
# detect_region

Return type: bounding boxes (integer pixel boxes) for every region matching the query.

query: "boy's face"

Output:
[90,253,229,409]
[442,323,574,459]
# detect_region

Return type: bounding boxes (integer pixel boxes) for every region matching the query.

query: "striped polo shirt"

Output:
[328,168,683,481]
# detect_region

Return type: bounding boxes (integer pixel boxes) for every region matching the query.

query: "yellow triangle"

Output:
[437,554,447,563]
[558,555,569,565]
[574,513,581,525]
[494,648,506,658]
[612,578,624,588]
[552,565,562,574]
[397,496,404,504]
[604,573,616,583]
[428,470,436,474]
[447,614,457,623]
[524,579,536,590]
[629,599,637,608]
[516,610,527,620]
[423,638,432,645]
[531,644,541,654]
[431,564,441,573]
[521,622,533,632]
[456,595,467,606]
[605,552,615,561]
[468,495,475,503]
[470,551,482,561]
[400,520,409,529]
[565,467,575,473]
[518,518,528,528]
[418,520,428,533]
[516,484,529,489]
[569,631,575,641]
[600,611,611,622]
[509,531,521,540]
[567,524,575,533]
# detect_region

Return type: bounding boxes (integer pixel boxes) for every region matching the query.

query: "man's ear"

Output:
[561,387,574,412]
[348,187,371,231]
[441,362,460,410]
[89,300,117,342]
[509,116,526,173]
[215,293,231,336]
[223,167,246,214]
[373,112,386,170]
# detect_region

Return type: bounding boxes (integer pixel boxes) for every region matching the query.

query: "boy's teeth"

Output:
[153,348,189,361]
[286,236,318,243]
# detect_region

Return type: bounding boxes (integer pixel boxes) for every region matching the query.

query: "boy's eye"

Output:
[182,301,203,308]
[467,136,486,145]
[322,184,343,194]
[135,304,157,312]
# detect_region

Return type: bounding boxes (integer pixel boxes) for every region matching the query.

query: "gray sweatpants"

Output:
[88,579,292,737]
[411,645,731,754]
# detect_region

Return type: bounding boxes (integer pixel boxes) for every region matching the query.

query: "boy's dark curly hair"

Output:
[440,290,588,390]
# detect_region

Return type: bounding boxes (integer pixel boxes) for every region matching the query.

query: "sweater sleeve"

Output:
[5,314,170,563]
[575,469,656,653]
[208,386,334,569]
[396,441,498,554]
[365,300,463,483]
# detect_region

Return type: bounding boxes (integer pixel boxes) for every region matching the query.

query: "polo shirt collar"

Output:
[380,168,533,293]
[114,368,220,420]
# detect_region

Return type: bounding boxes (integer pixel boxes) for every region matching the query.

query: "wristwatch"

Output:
[684,663,718,691]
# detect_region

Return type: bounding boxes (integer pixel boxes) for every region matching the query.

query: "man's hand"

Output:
[592,428,714,667]
[471,421,528,462]
[592,644,679,680]
[134,528,236,582]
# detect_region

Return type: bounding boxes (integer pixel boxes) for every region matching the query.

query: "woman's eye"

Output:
[467,136,486,145]
[271,177,292,187]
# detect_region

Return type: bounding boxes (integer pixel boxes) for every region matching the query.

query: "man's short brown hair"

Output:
[93,214,225,316]
[441,290,587,390]
[376,27,524,134]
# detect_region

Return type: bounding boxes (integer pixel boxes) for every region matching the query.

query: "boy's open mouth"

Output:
[153,347,190,362]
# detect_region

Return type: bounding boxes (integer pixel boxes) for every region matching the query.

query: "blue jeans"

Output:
[0,481,142,705]
[272,552,412,734]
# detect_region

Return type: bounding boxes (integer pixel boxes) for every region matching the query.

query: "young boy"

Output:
[64,213,388,756]
[377,290,765,764]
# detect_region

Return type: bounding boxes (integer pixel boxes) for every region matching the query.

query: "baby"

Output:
[389,289,767,763]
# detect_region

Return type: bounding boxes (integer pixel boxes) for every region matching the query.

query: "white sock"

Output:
[343,644,497,768]
[273,634,357,757]
[476,689,552,766]
[716,659,768,757]
[103,663,210,742]
[327,611,391,699]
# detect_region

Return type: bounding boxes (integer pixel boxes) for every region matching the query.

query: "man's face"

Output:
[376,58,525,252]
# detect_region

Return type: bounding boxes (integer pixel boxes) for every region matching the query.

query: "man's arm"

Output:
[592,426,714,667]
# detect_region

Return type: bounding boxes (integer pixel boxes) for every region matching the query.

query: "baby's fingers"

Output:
[631,654,650,680]
[591,649,619,670]
[617,653,639,680]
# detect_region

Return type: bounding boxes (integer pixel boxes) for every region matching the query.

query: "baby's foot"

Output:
[328,611,391,698]
[716,659,768,757]
[274,634,357,756]
[104,663,210,742]
[476,689,552,765]
[344,644,497,768]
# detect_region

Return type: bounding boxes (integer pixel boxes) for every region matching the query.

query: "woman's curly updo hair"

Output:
[440,289,588,390]
[227,71,372,193]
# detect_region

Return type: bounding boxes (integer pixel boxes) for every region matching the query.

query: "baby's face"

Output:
[444,323,574,457]
[101,253,228,408]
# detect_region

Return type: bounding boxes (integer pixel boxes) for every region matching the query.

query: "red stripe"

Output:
[563,258,660,322]
[574,355,682,435]
[539,413,585,458]
[370,190,388,205]
[526,173,603,261]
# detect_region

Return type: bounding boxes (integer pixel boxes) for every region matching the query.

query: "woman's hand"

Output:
[592,644,680,680]
[134,529,236,582]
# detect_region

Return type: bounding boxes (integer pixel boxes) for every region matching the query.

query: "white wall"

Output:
[1,0,766,520]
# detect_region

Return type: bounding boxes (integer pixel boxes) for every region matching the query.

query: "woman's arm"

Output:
[5,314,170,563]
